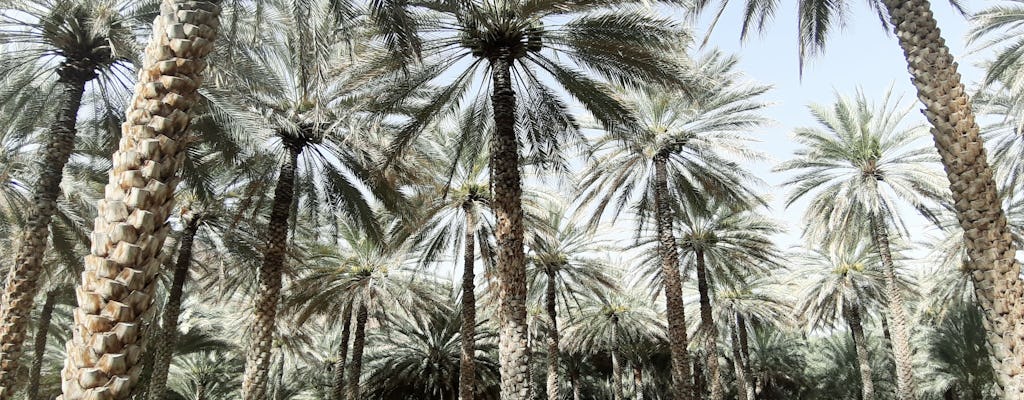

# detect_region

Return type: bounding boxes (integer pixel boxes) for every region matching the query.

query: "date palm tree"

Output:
[375,1,690,396]
[777,88,947,399]
[578,50,769,398]
[696,0,1024,391]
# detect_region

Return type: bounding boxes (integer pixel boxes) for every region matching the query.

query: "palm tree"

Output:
[674,202,780,400]
[525,204,617,400]
[376,1,688,396]
[713,278,792,400]
[777,88,947,399]
[917,300,997,400]
[56,1,221,398]
[697,0,1024,391]
[0,0,145,391]
[794,244,893,400]
[578,51,769,398]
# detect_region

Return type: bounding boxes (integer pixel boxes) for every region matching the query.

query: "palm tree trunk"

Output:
[148,215,201,400]
[868,217,916,400]
[652,154,694,400]
[881,0,1024,395]
[242,143,302,400]
[545,268,560,400]
[58,2,220,398]
[26,289,58,400]
[570,368,582,400]
[694,250,722,400]
[611,316,624,400]
[489,56,530,400]
[333,305,352,400]
[194,381,206,400]
[730,320,752,400]
[844,303,875,400]
[348,303,368,400]
[0,68,91,398]
[459,211,477,400]
[692,357,704,398]
[735,314,755,400]
[633,364,644,400]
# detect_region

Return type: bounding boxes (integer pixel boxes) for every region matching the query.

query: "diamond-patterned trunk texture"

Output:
[652,155,694,400]
[489,57,531,400]
[869,218,917,399]
[844,303,875,400]
[0,71,89,398]
[881,0,1024,395]
[57,2,220,398]
[459,211,478,400]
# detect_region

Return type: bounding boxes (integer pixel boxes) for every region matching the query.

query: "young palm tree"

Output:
[0,1,146,391]
[777,88,947,399]
[713,279,791,400]
[376,1,689,396]
[525,204,617,400]
[698,0,1024,391]
[55,1,222,398]
[578,51,769,398]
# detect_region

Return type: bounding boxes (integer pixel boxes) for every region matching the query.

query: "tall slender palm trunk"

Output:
[58,2,220,398]
[333,305,352,400]
[459,210,478,400]
[348,303,368,400]
[0,69,91,397]
[633,364,644,400]
[489,55,530,400]
[694,250,722,400]
[844,303,875,400]
[545,269,560,400]
[868,217,917,399]
[730,320,752,400]
[570,368,581,400]
[610,316,624,400]
[881,0,1024,395]
[734,314,755,400]
[147,215,201,400]
[652,154,694,400]
[242,143,302,400]
[26,289,59,400]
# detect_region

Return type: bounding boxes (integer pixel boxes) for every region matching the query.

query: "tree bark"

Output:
[611,316,624,400]
[26,289,58,400]
[692,357,704,398]
[242,143,302,400]
[58,2,220,398]
[735,314,756,400]
[570,368,581,400]
[844,303,875,400]
[881,0,1024,395]
[868,218,916,400]
[148,216,201,400]
[730,319,752,400]
[0,68,90,398]
[347,303,368,400]
[694,250,722,400]
[488,55,530,400]
[633,364,644,400]
[545,268,560,400]
[459,209,477,400]
[652,154,694,400]
[332,305,352,400]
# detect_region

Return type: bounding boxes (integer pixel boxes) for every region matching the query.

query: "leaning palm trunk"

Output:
[26,289,59,400]
[881,0,1024,395]
[489,56,531,399]
[459,209,477,400]
[242,143,302,400]
[147,215,201,399]
[652,154,694,400]
[730,320,752,400]
[545,269,560,400]
[868,217,917,399]
[0,67,92,397]
[347,303,368,400]
[611,317,624,400]
[332,305,352,400]
[844,303,875,400]
[694,250,723,400]
[57,2,220,398]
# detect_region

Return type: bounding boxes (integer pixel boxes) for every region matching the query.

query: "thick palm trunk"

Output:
[26,289,58,400]
[844,303,875,400]
[459,212,477,400]
[652,154,694,400]
[58,2,220,398]
[694,250,722,400]
[730,320,752,400]
[633,364,644,400]
[0,69,90,397]
[881,0,1024,395]
[332,305,352,400]
[545,269,560,400]
[347,303,368,400]
[489,56,530,400]
[147,216,201,400]
[242,143,301,400]
[735,314,755,400]
[868,217,916,399]
[610,317,624,400]
[692,358,704,398]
